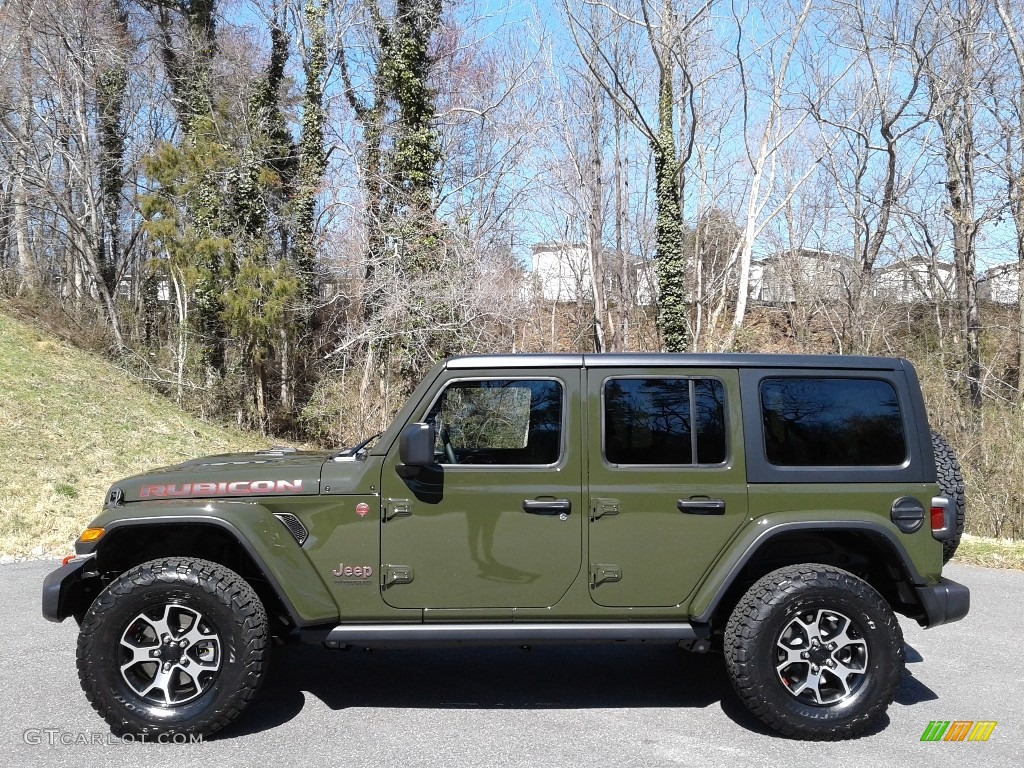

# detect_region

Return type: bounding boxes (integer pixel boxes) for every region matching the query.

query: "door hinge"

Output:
[590,563,622,587]
[382,564,414,588]
[383,498,411,523]
[590,498,620,522]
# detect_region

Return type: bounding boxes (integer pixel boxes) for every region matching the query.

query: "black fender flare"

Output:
[77,513,338,626]
[689,518,927,624]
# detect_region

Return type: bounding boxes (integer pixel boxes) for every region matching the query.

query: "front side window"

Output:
[426,379,562,465]
[603,378,727,465]
[760,378,906,466]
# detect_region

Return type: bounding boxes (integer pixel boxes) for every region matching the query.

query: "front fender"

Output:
[77,500,339,626]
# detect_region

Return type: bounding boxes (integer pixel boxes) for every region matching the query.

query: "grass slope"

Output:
[0,311,266,556]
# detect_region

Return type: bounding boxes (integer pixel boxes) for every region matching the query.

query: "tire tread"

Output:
[77,557,267,738]
[724,564,904,740]
[932,431,966,563]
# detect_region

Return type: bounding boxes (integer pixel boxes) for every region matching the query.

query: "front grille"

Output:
[273,513,309,546]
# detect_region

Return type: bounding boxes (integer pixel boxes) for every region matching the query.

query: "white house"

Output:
[530,243,591,302]
[873,257,956,303]
[750,249,850,303]
[531,242,655,306]
[978,263,1019,304]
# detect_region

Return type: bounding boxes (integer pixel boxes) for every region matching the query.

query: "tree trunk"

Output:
[925,3,984,412]
[994,0,1024,399]
[587,40,609,354]
[14,36,37,294]
[654,62,687,352]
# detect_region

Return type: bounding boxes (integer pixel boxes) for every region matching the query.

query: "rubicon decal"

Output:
[139,479,303,498]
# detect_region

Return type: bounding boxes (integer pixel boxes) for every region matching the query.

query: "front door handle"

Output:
[522,499,571,515]
[677,498,726,515]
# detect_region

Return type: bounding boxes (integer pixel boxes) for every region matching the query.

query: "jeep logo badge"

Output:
[332,563,373,579]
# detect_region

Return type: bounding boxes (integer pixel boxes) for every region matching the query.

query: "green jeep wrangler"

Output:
[43,353,969,740]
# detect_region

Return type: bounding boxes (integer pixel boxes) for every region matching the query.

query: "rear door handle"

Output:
[677,498,726,515]
[522,499,571,515]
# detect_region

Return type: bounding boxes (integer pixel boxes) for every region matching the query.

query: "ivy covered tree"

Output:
[339,0,450,382]
[293,0,329,301]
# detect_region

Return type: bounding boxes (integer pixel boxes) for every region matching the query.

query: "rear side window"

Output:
[760,378,906,466]
[604,378,727,465]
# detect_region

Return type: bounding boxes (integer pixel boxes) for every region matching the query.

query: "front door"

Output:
[586,368,749,607]
[379,371,583,610]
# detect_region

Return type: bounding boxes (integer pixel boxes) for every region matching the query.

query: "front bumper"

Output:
[42,558,99,623]
[915,577,970,628]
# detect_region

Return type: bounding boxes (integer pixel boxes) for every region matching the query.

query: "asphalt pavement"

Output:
[1,561,1019,768]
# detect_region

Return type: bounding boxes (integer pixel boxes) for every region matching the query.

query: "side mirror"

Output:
[396,423,435,479]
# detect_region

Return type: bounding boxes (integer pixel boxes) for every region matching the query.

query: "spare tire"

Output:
[932,431,966,563]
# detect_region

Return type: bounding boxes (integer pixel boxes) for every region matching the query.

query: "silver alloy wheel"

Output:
[118,604,222,705]
[774,608,868,705]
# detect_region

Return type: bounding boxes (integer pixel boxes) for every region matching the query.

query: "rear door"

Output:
[586,367,749,607]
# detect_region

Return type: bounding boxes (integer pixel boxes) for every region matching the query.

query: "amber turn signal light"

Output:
[77,527,105,544]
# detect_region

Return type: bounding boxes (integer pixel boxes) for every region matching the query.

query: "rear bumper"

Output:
[915,577,970,628]
[42,558,98,623]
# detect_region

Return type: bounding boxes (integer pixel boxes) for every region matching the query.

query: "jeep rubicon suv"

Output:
[43,353,969,740]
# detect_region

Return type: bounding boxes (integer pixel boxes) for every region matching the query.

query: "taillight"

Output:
[931,496,951,540]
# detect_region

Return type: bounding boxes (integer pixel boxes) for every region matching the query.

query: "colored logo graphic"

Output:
[921,721,997,742]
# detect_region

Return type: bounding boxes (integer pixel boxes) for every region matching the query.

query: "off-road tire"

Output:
[932,431,966,563]
[77,557,268,738]
[724,564,904,740]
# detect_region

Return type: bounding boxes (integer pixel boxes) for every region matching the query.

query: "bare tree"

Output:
[994,0,1024,399]
[807,0,932,352]
[718,0,817,348]
[565,0,716,352]
[917,0,1002,411]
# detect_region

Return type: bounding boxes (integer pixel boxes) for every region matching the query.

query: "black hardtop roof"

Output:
[444,352,908,371]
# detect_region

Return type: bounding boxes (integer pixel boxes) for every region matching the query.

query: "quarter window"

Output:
[760,378,906,466]
[604,378,727,465]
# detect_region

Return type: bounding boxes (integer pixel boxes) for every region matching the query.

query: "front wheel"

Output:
[724,564,904,740]
[77,557,268,738]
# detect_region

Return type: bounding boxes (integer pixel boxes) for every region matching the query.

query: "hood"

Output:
[111,448,331,504]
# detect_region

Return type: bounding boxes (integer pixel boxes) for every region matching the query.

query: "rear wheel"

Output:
[724,564,904,740]
[77,557,268,738]
[932,431,966,563]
